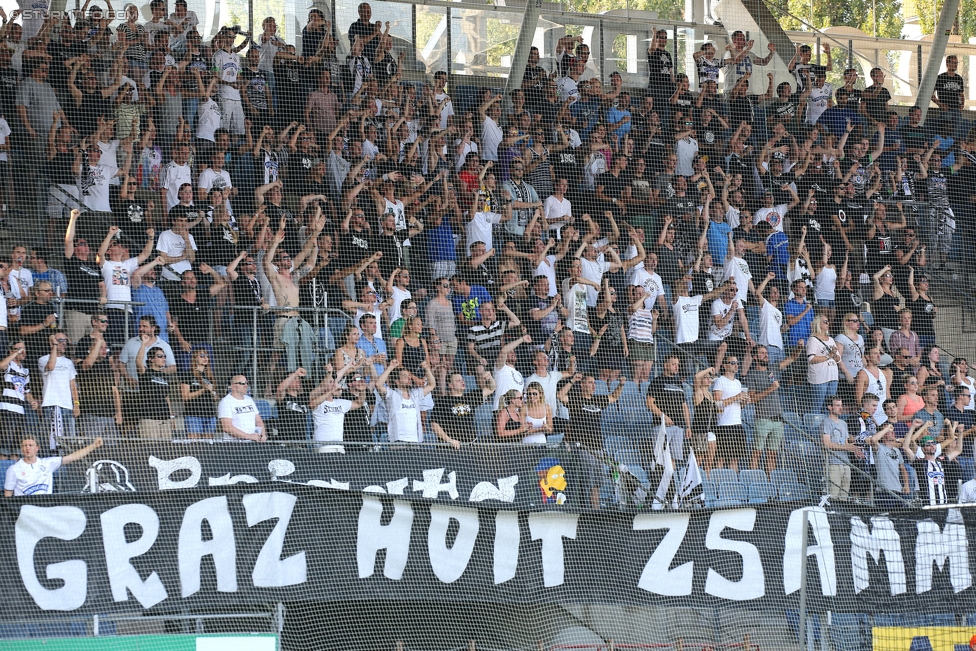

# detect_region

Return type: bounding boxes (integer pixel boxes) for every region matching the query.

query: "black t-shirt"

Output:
[374,232,405,277]
[63,256,103,312]
[340,389,375,446]
[47,151,77,185]
[935,72,964,110]
[181,370,218,418]
[338,228,373,269]
[77,358,117,417]
[432,390,486,443]
[278,388,311,439]
[348,20,379,59]
[0,65,18,118]
[647,373,686,423]
[646,49,675,98]
[20,301,58,365]
[139,368,171,420]
[864,85,891,121]
[566,390,609,451]
[171,294,215,344]
[597,170,628,201]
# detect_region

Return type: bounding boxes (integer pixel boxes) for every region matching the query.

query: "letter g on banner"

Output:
[16,505,88,611]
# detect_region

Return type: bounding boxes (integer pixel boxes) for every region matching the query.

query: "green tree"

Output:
[915,0,976,40]
[767,0,904,39]
[568,0,684,20]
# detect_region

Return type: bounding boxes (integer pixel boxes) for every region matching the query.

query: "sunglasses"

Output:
[153,353,166,359]
[233,380,248,385]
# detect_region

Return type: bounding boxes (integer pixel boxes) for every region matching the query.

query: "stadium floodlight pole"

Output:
[502,0,543,96]
[916,0,962,124]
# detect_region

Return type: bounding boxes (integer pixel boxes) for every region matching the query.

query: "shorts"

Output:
[753,418,784,451]
[273,317,288,350]
[219,98,246,135]
[815,298,835,308]
[184,416,217,435]
[440,339,459,356]
[715,424,746,463]
[628,340,656,362]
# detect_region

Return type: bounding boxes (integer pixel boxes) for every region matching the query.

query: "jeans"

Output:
[808,380,838,415]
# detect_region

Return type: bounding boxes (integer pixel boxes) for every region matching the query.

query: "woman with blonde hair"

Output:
[522,381,553,444]
[806,312,852,414]
[495,389,528,441]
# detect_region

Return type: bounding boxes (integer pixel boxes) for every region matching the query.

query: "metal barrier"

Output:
[56,296,147,344]
[232,303,355,384]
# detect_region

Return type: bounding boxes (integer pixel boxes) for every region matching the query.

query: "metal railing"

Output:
[55,296,147,344]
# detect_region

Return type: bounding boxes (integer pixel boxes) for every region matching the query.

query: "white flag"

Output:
[679,448,704,504]
[652,440,674,510]
[651,417,667,470]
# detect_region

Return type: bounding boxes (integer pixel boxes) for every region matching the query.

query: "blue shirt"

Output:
[132,283,170,343]
[783,298,813,347]
[706,220,733,267]
[427,218,457,263]
[33,269,68,297]
[605,105,632,141]
[766,231,790,277]
[817,107,863,138]
[356,334,388,377]
[452,285,492,322]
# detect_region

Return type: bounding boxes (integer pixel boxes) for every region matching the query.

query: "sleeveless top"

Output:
[400,338,426,376]
[523,412,548,444]
[873,292,900,329]
[693,395,716,434]
[900,393,924,419]
[863,367,887,423]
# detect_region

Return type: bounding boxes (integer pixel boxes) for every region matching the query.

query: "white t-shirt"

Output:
[37,355,77,410]
[81,163,113,212]
[758,300,784,350]
[101,258,139,310]
[435,92,454,130]
[482,116,503,162]
[754,204,788,232]
[198,168,234,215]
[709,298,740,341]
[713,375,744,426]
[580,257,610,307]
[4,456,62,496]
[8,267,33,319]
[544,195,572,236]
[196,97,222,142]
[673,295,705,344]
[806,82,833,125]
[561,279,590,334]
[557,76,579,105]
[156,230,197,281]
[631,268,664,310]
[674,137,699,176]
[0,117,11,162]
[213,50,242,101]
[218,394,260,438]
[466,211,503,255]
[389,286,411,325]
[534,255,559,297]
[723,256,752,305]
[493,364,524,410]
[161,161,193,211]
[312,398,354,442]
[385,386,424,442]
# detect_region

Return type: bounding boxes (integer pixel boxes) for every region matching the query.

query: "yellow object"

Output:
[872,626,976,651]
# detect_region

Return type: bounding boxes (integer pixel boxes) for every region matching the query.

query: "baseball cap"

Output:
[920,436,937,446]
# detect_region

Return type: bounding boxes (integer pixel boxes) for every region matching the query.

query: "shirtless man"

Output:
[263,214,325,375]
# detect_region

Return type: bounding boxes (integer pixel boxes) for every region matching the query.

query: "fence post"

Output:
[252,307,259,387]
[469,640,476,651]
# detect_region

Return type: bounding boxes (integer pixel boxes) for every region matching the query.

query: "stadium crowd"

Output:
[2,2,976,507]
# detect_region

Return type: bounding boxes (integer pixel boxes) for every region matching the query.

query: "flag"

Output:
[653,438,674,510]
[651,417,667,470]
[679,448,704,505]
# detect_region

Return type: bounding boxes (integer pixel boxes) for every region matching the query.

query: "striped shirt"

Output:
[1,361,30,415]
